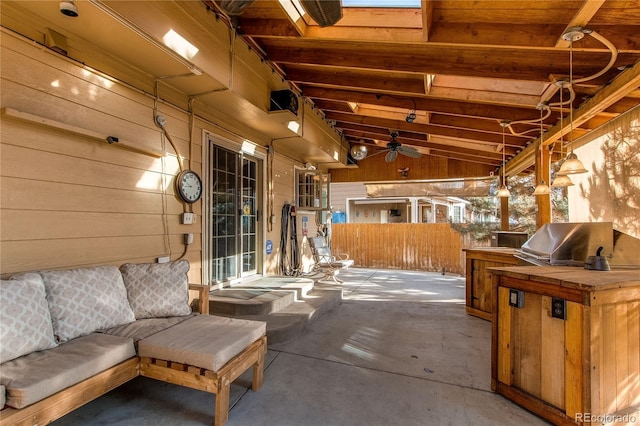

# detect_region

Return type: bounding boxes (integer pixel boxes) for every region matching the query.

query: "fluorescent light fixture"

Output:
[241,140,256,154]
[287,120,300,133]
[163,29,199,60]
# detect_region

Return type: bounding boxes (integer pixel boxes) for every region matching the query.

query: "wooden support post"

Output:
[500,196,509,231]
[536,143,551,229]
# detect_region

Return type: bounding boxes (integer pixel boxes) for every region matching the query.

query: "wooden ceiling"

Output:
[207,0,640,174]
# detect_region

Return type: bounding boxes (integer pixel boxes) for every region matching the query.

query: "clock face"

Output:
[176,170,202,203]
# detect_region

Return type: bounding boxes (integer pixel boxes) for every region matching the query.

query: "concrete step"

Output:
[209,289,295,316]
[212,281,343,345]
[242,287,343,344]
[232,276,315,299]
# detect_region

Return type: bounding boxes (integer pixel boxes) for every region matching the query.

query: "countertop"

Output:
[462,247,516,254]
[488,265,640,291]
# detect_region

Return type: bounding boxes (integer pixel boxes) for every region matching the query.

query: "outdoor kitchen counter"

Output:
[490,265,640,297]
[489,265,640,425]
[463,248,521,320]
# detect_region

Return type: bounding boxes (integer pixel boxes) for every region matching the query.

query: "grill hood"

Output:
[514,222,640,269]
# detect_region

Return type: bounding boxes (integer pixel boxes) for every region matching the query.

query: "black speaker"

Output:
[215,0,256,15]
[300,0,342,27]
[269,90,299,116]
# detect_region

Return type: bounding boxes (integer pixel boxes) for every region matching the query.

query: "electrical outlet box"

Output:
[184,233,194,245]
[509,288,524,308]
[551,297,566,320]
[157,256,170,263]
[182,212,195,224]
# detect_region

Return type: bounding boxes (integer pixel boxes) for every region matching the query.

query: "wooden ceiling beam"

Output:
[421,0,434,41]
[263,41,633,83]
[341,123,515,158]
[312,98,542,140]
[327,111,526,147]
[334,7,423,28]
[428,114,541,139]
[310,99,353,113]
[555,0,606,47]
[345,130,503,165]
[236,18,302,37]
[247,24,640,52]
[427,23,638,51]
[286,67,426,94]
[289,68,543,107]
[304,87,540,122]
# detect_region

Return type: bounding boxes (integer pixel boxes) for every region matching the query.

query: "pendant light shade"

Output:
[350,144,368,160]
[551,174,574,187]
[533,179,551,195]
[557,152,588,175]
[497,184,511,197]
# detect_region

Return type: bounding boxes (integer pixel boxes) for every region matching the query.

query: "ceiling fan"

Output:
[380,131,423,163]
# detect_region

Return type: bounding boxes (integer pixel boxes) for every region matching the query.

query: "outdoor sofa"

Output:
[0,260,266,426]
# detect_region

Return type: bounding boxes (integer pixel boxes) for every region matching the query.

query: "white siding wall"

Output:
[330,182,366,216]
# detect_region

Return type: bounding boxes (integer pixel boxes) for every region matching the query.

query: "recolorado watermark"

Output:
[575,413,638,424]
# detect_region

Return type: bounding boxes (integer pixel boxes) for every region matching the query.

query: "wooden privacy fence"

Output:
[330,223,466,275]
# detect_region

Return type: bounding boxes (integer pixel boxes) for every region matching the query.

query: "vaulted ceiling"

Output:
[208,0,640,175]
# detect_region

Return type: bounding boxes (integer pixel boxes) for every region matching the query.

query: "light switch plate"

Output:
[182,212,195,224]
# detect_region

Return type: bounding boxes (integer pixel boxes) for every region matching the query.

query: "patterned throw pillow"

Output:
[41,266,136,343]
[120,260,192,319]
[0,273,58,363]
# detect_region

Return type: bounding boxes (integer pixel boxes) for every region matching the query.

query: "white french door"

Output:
[207,138,262,285]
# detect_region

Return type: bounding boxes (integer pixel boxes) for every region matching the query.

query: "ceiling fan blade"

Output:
[397,145,422,158]
[385,150,398,162]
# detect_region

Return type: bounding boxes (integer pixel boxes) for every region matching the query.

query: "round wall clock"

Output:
[175,169,202,203]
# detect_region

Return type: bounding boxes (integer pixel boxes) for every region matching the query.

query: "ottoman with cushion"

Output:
[138,315,267,426]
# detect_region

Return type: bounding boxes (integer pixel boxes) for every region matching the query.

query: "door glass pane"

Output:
[209,143,261,284]
[241,158,258,275]
[211,146,238,282]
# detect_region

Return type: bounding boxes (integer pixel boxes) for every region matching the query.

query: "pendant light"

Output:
[497,120,511,198]
[533,109,550,196]
[551,86,574,187]
[551,174,574,187]
[557,27,588,176]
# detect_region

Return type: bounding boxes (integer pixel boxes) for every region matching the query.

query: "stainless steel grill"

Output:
[514,222,640,269]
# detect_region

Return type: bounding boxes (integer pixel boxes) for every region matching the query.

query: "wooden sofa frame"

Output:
[0,284,267,426]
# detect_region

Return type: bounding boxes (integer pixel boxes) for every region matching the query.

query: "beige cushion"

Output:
[120,260,191,319]
[101,314,195,348]
[0,273,58,363]
[0,333,135,409]
[40,266,136,343]
[138,315,266,372]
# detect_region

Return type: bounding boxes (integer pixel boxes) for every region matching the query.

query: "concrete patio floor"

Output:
[52,268,549,426]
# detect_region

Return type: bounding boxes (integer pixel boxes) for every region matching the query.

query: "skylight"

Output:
[342,0,420,7]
